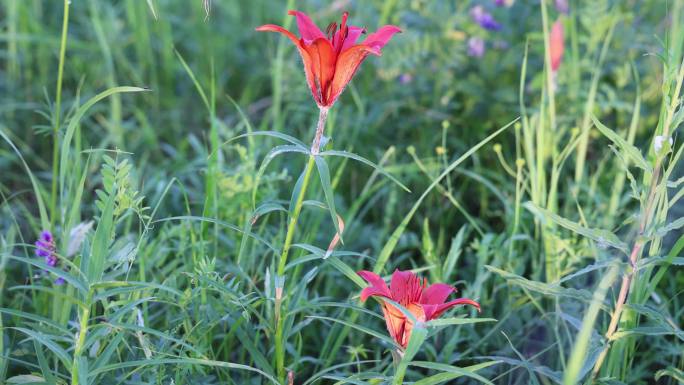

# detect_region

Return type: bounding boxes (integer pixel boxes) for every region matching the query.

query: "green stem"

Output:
[275,106,328,382]
[71,291,92,385]
[50,0,70,230]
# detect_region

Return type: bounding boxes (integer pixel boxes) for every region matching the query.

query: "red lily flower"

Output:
[256,10,401,108]
[358,269,480,349]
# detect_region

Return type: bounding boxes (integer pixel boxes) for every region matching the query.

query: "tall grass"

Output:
[0,1,682,384]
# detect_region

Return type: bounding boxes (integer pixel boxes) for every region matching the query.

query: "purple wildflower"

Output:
[467,37,486,57]
[35,230,57,267]
[35,230,65,285]
[494,0,514,7]
[555,0,569,14]
[470,6,501,31]
[398,73,413,84]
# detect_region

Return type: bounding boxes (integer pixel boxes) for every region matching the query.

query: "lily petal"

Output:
[390,269,423,305]
[288,10,325,44]
[255,24,301,45]
[358,270,391,301]
[420,283,455,304]
[257,24,321,105]
[421,298,481,320]
[381,302,406,347]
[327,44,376,105]
[302,38,336,105]
[338,26,366,52]
[381,301,425,348]
[363,25,402,52]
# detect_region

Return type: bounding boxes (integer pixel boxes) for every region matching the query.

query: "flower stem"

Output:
[275,106,328,382]
[50,0,70,230]
[310,106,328,155]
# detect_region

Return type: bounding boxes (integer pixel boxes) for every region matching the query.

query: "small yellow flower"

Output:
[435,146,446,155]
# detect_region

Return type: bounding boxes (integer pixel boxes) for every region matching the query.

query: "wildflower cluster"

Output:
[467,0,565,64]
[35,230,64,285]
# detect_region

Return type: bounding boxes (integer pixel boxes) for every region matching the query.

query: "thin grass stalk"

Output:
[574,17,617,184]
[275,106,328,382]
[50,0,70,229]
[607,66,641,221]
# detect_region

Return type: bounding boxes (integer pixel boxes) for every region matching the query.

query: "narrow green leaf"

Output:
[315,155,341,238]
[307,315,396,347]
[10,328,71,369]
[0,127,49,229]
[326,256,367,288]
[88,358,279,384]
[655,367,684,382]
[393,322,428,384]
[485,265,601,306]
[6,375,47,384]
[563,264,619,385]
[59,86,148,200]
[524,202,628,254]
[591,115,650,171]
[412,360,499,385]
[253,144,309,208]
[319,150,410,192]
[426,317,497,327]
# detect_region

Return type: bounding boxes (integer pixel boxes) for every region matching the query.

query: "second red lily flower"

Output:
[257,10,401,108]
[358,269,481,349]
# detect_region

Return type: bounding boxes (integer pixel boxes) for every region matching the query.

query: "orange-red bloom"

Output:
[358,269,480,348]
[550,18,564,72]
[257,10,401,107]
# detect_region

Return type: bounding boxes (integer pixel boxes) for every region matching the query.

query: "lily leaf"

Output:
[412,360,500,385]
[315,155,342,239]
[319,150,410,192]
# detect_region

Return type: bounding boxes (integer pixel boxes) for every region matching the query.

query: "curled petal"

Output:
[257,24,322,105]
[420,283,455,305]
[363,25,402,52]
[421,298,481,320]
[358,270,391,301]
[255,24,301,46]
[288,10,325,43]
